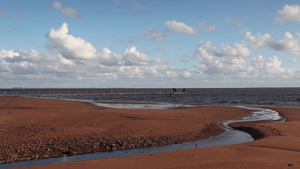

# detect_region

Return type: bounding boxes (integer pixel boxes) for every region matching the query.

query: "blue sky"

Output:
[1,0,300,88]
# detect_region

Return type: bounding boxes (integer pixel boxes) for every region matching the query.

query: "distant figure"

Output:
[183,88,186,93]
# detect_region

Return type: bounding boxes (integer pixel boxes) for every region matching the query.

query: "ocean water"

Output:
[1,88,300,107]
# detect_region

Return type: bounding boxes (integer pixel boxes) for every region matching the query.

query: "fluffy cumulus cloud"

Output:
[194,41,253,76]
[252,55,294,78]
[2,20,299,87]
[275,4,300,23]
[53,1,81,19]
[245,32,273,50]
[98,48,122,66]
[165,20,198,35]
[0,49,42,76]
[245,32,300,56]
[219,43,251,57]
[273,32,300,55]
[193,40,298,80]
[46,22,98,60]
[123,46,166,66]
[195,41,250,59]
[0,22,188,87]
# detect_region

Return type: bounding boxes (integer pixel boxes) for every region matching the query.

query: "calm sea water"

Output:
[1,88,300,107]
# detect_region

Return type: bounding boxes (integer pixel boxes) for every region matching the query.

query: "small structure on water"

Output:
[172,88,186,95]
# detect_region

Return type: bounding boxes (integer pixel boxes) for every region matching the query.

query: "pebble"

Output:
[0,123,219,164]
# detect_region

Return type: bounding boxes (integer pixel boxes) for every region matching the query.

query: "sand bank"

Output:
[2,96,299,169]
[19,106,300,169]
[0,96,250,165]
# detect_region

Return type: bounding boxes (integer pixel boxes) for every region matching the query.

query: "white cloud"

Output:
[5,21,300,87]
[245,31,300,56]
[0,49,41,63]
[272,32,300,55]
[53,1,81,19]
[194,41,252,76]
[118,66,144,79]
[123,46,166,66]
[0,23,195,87]
[0,49,42,76]
[252,55,294,78]
[165,20,198,35]
[245,32,273,50]
[46,22,98,60]
[1,49,19,58]
[123,46,151,66]
[195,41,250,59]
[98,48,121,66]
[198,22,216,32]
[275,4,300,23]
[118,65,197,82]
[145,28,165,41]
[219,43,251,57]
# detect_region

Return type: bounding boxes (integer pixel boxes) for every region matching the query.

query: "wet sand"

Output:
[1,97,299,169]
[0,96,250,165]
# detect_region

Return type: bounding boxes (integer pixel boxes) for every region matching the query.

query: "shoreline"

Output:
[0,96,251,165]
[16,106,300,169]
[1,96,299,169]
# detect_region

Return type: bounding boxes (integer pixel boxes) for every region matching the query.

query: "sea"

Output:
[1,88,300,107]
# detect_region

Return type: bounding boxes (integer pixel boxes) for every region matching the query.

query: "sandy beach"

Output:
[0,96,299,169]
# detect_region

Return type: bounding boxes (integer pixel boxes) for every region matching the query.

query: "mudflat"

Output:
[0,96,249,165]
[27,106,300,169]
[1,96,299,169]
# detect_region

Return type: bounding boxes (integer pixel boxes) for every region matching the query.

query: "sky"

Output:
[1,0,300,88]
